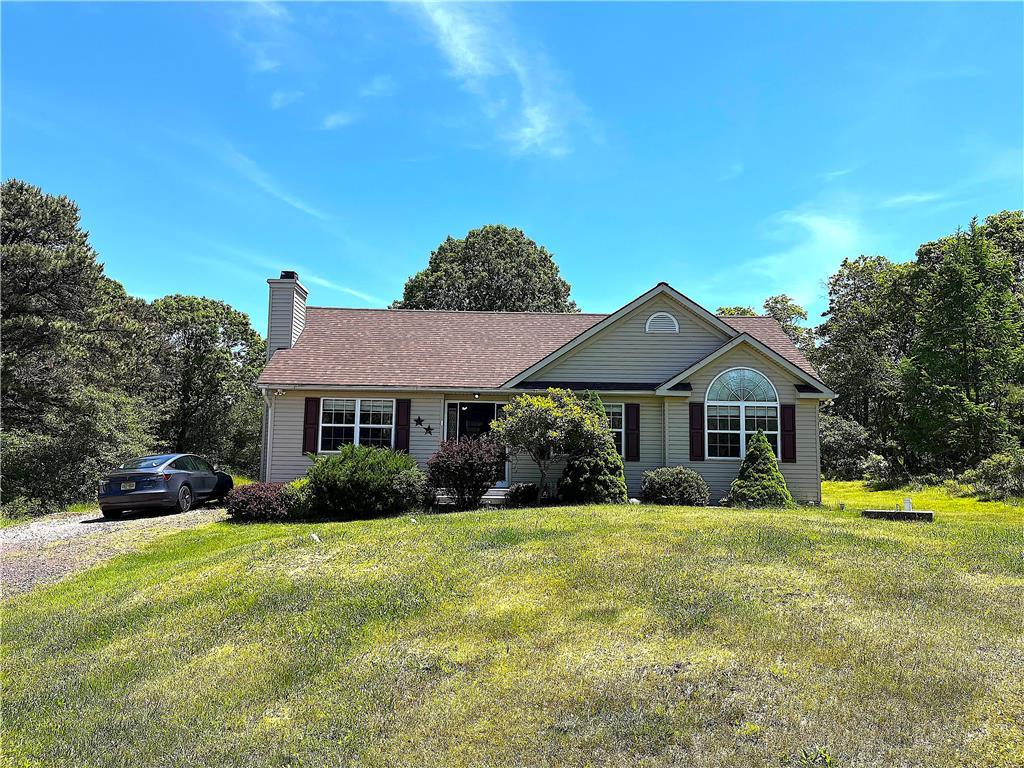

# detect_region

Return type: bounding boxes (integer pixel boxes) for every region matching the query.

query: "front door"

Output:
[446,401,510,487]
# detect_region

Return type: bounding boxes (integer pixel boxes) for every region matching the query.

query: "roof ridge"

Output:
[306,306,608,317]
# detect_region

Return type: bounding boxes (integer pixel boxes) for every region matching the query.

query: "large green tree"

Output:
[1,179,158,510]
[151,295,265,471]
[901,220,1022,470]
[393,224,578,312]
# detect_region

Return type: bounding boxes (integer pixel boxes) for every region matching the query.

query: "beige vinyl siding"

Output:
[267,390,444,483]
[664,345,822,502]
[267,284,296,358]
[529,295,730,383]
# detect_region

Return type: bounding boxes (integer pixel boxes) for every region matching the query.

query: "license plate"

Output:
[121,481,135,491]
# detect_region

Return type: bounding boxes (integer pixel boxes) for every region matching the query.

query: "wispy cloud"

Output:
[226,1,296,74]
[415,3,588,156]
[213,244,383,305]
[321,111,356,130]
[270,90,304,110]
[880,191,944,208]
[718,160,745,182]
[359,75,395,99]
[822,167,856,181]
[220,143,328,220]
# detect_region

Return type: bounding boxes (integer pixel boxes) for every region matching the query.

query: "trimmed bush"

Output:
[427,438,506,511]
[306,445,427,519]
[505,483,541,508]
[640,467,710,506]
[558,439,628,504]
[557,391,628,504]
[727,430,794,508]
[961,451,1024,500]
[226,482,289,522]
[280,477,312,518]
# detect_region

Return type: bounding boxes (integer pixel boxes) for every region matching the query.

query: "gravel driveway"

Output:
[1,505,226,597]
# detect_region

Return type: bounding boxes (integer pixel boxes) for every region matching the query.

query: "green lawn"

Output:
[3,482,1022,767]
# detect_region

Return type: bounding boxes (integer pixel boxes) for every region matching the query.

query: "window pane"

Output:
[447,404,459,440]
[708,431,740,458]
[359,426,393,448]
[708,368,776,402]
[605,404,623,430]
[612,430,624,456]
[765,433,779,455]
[322,399,355,425]
[321,425,355,451]
[359,399,393,426]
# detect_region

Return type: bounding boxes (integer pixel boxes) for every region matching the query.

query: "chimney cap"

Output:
[279,270,299,280]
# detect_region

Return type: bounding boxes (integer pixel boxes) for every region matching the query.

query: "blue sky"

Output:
[4,2,1022,331]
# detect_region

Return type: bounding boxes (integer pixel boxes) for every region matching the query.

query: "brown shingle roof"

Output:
[258,306,819,389]
[258,307,604,388]
[718,316,820,378]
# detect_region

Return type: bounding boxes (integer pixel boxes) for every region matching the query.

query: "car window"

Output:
[191,457,214,472]
[120,455,175,470]
[170,457,191,471]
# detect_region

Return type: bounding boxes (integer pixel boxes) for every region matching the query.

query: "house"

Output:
[257,271,835,502]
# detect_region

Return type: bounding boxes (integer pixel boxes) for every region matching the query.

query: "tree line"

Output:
[1,180,265,516]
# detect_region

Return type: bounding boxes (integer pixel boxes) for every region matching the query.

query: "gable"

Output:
[521,293,732,385]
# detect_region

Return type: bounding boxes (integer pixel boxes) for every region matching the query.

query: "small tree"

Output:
[558,390,628,504]
[490,388,606,501]
[727,430,794,507]
[426,437,507,511]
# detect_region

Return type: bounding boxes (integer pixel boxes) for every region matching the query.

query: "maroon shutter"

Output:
[302,397,320,455]
[625,403,640,462]
[689,402,705,461]
[781,404,796,463]
[395,399,411,452]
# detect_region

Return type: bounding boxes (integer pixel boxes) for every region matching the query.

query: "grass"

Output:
[3,482,1022,768]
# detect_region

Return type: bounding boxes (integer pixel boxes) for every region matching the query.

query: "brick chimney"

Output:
[266,270,308,360]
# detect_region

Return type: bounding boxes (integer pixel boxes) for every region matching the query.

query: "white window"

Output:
[320,398,394,451]
[705,368,779,459]
[604,403,624,455]
[645,311,679,333]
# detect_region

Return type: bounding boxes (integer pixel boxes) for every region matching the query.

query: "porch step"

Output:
[434,487,509,507]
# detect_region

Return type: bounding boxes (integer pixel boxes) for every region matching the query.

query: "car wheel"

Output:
[175,485,193,514]
[101,508,122,520]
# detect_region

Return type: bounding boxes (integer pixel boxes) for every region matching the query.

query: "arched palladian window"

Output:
[706,367,779,458]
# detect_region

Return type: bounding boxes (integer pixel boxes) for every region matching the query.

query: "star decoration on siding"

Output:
[423,425,433,435]
[414,416,424,426]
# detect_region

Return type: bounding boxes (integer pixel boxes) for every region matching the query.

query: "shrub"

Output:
[1,497,59,520]
[306,444,427,519]
[280,477,311,518]
[427,437,506,512]
[226,482,289,522]
[862,452,895,489]
[961,450,1024,500]
[491,388,609,501]
[640,467,710,506]
[505,483,541,507]
[819,411,871,480]
[558,391,628,504]
[726,430,794,507]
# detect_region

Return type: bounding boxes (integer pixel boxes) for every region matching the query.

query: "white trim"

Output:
[317,397,396,453]
[645,311,679,333]
[259,384,659,396]
[704,367,781,460]
[501,283,737,388]
[656,333,836,398]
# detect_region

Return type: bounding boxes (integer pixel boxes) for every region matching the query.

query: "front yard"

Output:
[3,482,1022,767]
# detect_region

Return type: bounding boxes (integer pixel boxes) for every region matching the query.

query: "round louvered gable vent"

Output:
[645,311,679,333]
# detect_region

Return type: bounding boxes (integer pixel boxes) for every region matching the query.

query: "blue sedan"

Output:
[98,453,233,519]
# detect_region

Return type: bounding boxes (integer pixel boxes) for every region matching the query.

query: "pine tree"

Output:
[557,391,628,504]
[728,431,794,507]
